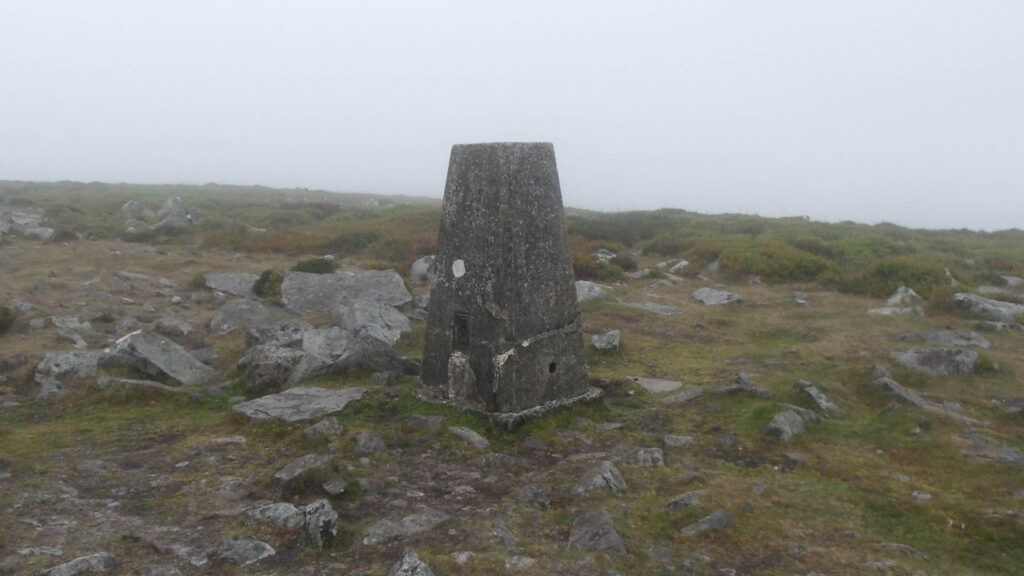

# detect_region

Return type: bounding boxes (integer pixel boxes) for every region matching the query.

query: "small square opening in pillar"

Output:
[453,311,470,352]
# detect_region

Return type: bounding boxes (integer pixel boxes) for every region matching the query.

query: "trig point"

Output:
[420,142,599,428]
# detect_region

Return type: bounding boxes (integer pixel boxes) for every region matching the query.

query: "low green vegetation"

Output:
[0,306,13,335]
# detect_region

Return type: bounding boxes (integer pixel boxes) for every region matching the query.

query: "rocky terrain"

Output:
[1,193,1023,575]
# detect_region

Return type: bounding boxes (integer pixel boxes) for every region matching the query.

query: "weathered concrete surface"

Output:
[232,386,366,423]
[420,143,591,415]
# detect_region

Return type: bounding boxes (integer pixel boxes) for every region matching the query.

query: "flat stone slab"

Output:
[629,376,683,393]
[954,292,1024,323]
[282,269,412,314]
[692,287,742,306]
[105,330,220,386]
[890,348,978,376]
[205,272,258,298]
[232,386,366,423]
[661,386,704,405]
[622,301,681,315]
[210,299,296,335]
[898,330,991,349]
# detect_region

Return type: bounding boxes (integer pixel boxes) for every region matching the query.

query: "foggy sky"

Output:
[2,1,1022,231]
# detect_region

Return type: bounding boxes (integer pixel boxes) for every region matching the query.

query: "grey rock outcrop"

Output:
[448,426,489,449]
[245,319,314,349]
[662,386,704,406]
[341,300,411,344]
[232,386,366,423]
[714,372,773,398]
[576,280,609,304]
[871,366,980,424]
[572,460,627,496]
[215,538,274,566]
[766,410,806,441]
[36,350,101,380]
[630,377,683,393]
[273,454,331,485]
[304,499,339,550]
[43,552,116,575]
[620,447,664,467]
[567,509,627,555]
[329,332,419,375]
[246,502,304,528]
[101,330,220,386]
[354,429,388,455]
[210,299,295,335]
[795,380,840,415]
[890,348,978,376]
[409,255,437,285]
[363,508,450,546]
[623,301,680,315]
[204,272,258,298]
[693,286,742,306]
[680,509,733,537]
[953,292,1024,322]
[591,330,621,351]
[388,548,436,576]
[237,345,309,393]
[898,330,991,349]
[151,197,200,234]
[281,269,412,314]
[665,490,704,511]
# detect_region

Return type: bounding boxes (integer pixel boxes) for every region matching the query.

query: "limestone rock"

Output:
[572,460,627,497]
[662,386,704,406]
[244,319,314,349]
[154,316,192,339]
[210,299,295,335]
[43,552,116,575]
[329,332,420,376]
[448,426,489,449]
[304,499,339,550]
[342,300,411,344]
[303,417,343,440]
[246,502,304,528]
[388,548,436,576]
[567,509,627,555]
[281,269,412,314]
[665,490,704,511]
[237,345,308,393]
[620,447,664,467]
[692,286,742,305]
[623,300,681,315]
[101,330,220,386]
[890,348,978,376]
[630,377,683,393]
[354,429,387,455]
[795,380,841,415]
[151,197,200,234]
[898,330,991,349]
[273,454,331,485]
[409,255,437,285]
[680,509,733,537]
[870,286,925,316]
[301,326,351,358]
[575,280,609,304]
[204,272,258,298]
[766,410,806,441]
[363,508,450,546]
[232,386,366,423]
[714,372,773,398]
[215,538,274,566]
[517,483,551,509]
[36,350,101,380]
[591,330,621,351]
[953,292,1024,322]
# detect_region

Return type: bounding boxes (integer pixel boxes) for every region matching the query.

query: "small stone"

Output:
[303,417,343,440]
[517,483,551,509]
[273,454,331,485]
[662,434,696,448]
[621,447,664,467]
[504,555,536,570]
[765,410,806,441]
[448,426,489,449]
[680,508,733,537]
[408,414,445,431]
[572,460,627,497]
[245,502,304,528]
[665,490,704,511]
[567,509,627,554]
[662,386,703,406]
[304,499,339,550]
[492,518,517,548]
[591,330,621,351]
[912,490,932,502]
[322,478,348,496]
[388,548,436,576]
[215,538,274,566]
[354,429,388,455]
[630,376,683,393]
[42,552,116,575]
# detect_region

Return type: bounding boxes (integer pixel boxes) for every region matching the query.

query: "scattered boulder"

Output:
[669,260,690,274]
[575,281,609,304]
[281,269,412,314]
[274,453,331,486]
[245,319,314,349]
[354,429,387,455]
[232,386,366,423]
[215,537,274,566]
[871,366,980,424]
[960,433,1024,466]
[388,548,436,576]
[408,414,445,432]
[630,376,683,393]
[96,375,188,393]
[662,386,704,406]
[692,287,742,306]
[36,350,101,380]
[304,499,339,550]
[591,330,620,351]
[151,197,200,234]
[245,502,304,528]
[953,292,1024,323]
[517,483,551,509]
[889,348,978,376]
[620,447,664,467]
[766,410,806,441]
[665,490,704,511]
[795,380,841,415]
[304,417,343,440]
[898,330,991,349]
[210,299,296,335]
[409,255,437,285]
[448,426,489,449]
[341,300,411,344]
[363,508,450,546]
[329,332,420,376]
[714,372,773,398]
[567,509,627,555]
[237,345,309,393]
[572,460,627,497]
[680,508,733,537]
[662,434,697,449]
[43,552,116,575]
[869,286,924,316]
[101,330,220,386]
[623,301,680,315]
[154,317,192,339]
[301,326,351,358]
[204,272,258,298]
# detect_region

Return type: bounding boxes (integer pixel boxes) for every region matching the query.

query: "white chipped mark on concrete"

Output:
[452,258,466,278]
